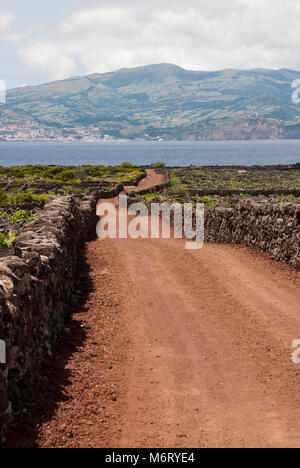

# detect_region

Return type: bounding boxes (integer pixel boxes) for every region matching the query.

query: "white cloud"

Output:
[18,43,76,80]
[7,0,300,81]
[0,12,15,31]
[0,11,21,43]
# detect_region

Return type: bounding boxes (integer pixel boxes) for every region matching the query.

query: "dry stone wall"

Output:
[0,171,147,443]
[0,193,99,443]
[205,200,300,269]
[142,195,300,270]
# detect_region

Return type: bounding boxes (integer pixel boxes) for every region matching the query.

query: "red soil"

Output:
[124,168,166,193]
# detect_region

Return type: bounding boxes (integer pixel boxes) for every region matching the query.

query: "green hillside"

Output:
[1,63,300,140]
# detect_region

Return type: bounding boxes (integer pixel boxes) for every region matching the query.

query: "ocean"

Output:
[0,140,300,167]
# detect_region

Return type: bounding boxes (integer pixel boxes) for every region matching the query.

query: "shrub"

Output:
[152,162,166,168]
[10,191,35,204]
[0,210,37,223]
[53,170,77,182]
[120,162,136,169]
[24,165,45,176]
[43,166,66,179]
[169,172,181,187]
[141,192,159,203]
[7,168,26,179]
[9,191,50,205]
[0,189,8,205]
[91,167,106,177]
[0,232,17,248]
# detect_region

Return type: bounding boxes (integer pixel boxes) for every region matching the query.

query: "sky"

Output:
[1,0,300,89]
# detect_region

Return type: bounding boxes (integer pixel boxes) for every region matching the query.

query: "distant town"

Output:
[0,119,166,142]
[0,120,125,142]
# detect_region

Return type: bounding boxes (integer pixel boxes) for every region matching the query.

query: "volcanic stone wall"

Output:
[205,199,300,270]
[0,193,99,442]
[0,171,148,442]
[144,196,300,270]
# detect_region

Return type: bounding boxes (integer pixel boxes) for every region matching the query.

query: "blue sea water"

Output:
[0,140,300,167]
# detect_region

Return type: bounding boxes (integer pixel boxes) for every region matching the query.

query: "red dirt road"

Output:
[5,170,300,448]
[112,238,300,448]
[124,168,166,193]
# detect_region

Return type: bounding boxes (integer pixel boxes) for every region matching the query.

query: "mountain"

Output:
[1,63,300,141]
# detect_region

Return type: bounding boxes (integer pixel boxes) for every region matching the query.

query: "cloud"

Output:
[18,43,76,80]
[0,12,15,31]
[0,11,21,43]
[8,0,300,81]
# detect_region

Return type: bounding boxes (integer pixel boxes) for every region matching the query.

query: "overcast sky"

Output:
[1,0,300,89]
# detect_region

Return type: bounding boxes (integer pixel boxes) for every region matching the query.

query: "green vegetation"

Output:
[162,172,189,202]
[62,185,85,195]
[9,191,51,205]
[0,163,146,251]
[152,162,166,168]
[193,196,219,208]
[139,165,300,207]
[0,188,54,206]
[119,162,135,169]
[0,164,144,184]
[0,232,17,248]
[0,210,37,223]
[1,163,299,217]
[175,167,300,192]
[140,192,158,203]
[0,189,8,205]
[169,172,181,187]
[273,194,297,203]
[53,170,77,182]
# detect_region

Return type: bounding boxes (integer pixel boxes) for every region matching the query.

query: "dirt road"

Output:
[6,170,300,448]
[111,238,300,448]
[124,168,166,193]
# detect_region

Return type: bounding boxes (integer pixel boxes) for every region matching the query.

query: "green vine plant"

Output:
[0,232,17,248]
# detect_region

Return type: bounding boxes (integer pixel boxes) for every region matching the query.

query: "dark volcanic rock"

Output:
[0,192,99,443]
[205,200,300,270]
